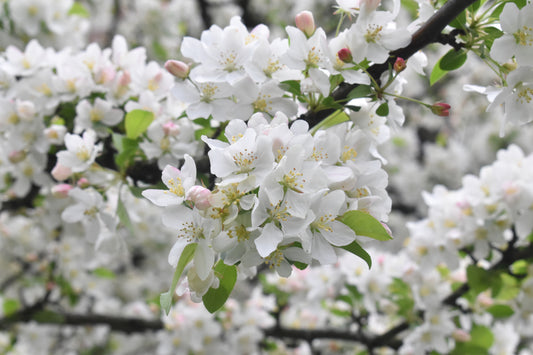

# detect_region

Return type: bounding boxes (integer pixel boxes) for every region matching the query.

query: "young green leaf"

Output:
[202,260,237,313]
[430,57,448,85]
[376,102,389,117]
[439,49,468,71]
[68,2,90,18]
[340,210,392,241]
[116,189,136,237]
[341,240,372,268]
[125,109,154,139]
[160,243,197,315]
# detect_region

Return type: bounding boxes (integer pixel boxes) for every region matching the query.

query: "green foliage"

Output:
[439,49,468,71]
[340,210,393,241]
[376,102,389,117]
[202,261,238,313]
[347,85,372,101]
[310,110,349,134]
[116,189,136,237]
[92,267,116,279]
[125,110,154,140]
[160,243,197,315]
[68,2,90,18]
[2,299,20,316]
[112,133,139,171]
[341,240,372,268]
[33,310,65,324]
[388,278,415,318]
[486,304,514,318]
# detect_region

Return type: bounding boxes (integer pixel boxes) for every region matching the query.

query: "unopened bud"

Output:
[77,177,90,188]
[295,11,315,37]
[51,163,72,181]
[431,102,451,117]
[8,150,26,163]
[338,48,353,63]
[118,71,131,86]
[394,57,406,73]
[187,185,212,210]
[165,60,189,79]
[52,184,73,198]
[452,329,471,342]
[163,121,180,136]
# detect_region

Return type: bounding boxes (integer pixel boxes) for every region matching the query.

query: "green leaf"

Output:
[112,133,139,168]
[33,310,65,324]
[116,189,136,237]
[449,10,466,29]
[466,265,492,294]
[125,110,154,139]
[430,57,448,86]
[470,325,494,349]
[347,85,372,100]
[340,210,392,241]
[439,49,468,71]
[92,267,116,279]
[68,2,90,18]
[329,74,344,92]
[482,27,503,50]
[3,299,20,316]
[160,243,197,315]
[487,304,514,318]
[309,110,349,135]
[511,259,528,275]
[341,240,372,269]
[280,80,301,96]
[152,41,168,61]
[376,102,389,117]
[202,261,237,313]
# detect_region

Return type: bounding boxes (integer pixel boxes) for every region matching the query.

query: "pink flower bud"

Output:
[452,329,471,342]
[52,184,73,198]
[165,60,189,79]
[393,57,406,73]
[8,150,26,163]
[51,163,72,181]
[118,71,131,86]
[163,121,180,136]
[337,48,353,63]
[77,178,90,188]
[431,102,451,117]
[187,185,212,210]
[295,11,315,37]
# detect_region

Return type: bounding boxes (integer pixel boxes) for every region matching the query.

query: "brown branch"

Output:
[300,0,477,128]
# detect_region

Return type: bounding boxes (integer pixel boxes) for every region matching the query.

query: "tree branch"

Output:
[300,0,477,128]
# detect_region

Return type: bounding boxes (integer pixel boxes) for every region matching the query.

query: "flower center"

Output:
[514,26,533,46]
[365,25,383,43]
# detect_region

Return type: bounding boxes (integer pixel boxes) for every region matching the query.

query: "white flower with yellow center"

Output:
[56,130,102,173]
[490,2,533,65]
[142,154,197,207]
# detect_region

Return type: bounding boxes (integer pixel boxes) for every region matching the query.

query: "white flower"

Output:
[56,130,102,173]
[142,154,197,207]
[74,98,123,136]
[347,9,411,64]
[488,66,533,135]
[490,2,533,65]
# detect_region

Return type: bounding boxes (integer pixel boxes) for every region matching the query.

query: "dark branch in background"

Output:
[197,0,213,29]
[104,0,122,48]
[235,0,263,29]
[300,0,477,128]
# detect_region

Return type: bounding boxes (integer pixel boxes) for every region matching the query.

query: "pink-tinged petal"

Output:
[255,223,283,257]
[312,234,337,264]
[142,189,182,206]
[194,240,215,281]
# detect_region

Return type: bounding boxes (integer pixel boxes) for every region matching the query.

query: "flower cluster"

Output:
[143,113,391,300]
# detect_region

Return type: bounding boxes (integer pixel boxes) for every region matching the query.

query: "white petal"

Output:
[194,240,215,281]
[254,223,283,257]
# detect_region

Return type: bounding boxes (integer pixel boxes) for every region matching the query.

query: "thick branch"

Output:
[301,0,477,128]
[197,0,213,29]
